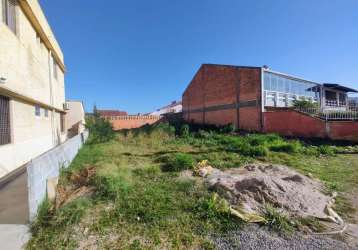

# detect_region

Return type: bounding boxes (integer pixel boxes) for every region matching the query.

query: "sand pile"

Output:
[199,163,341,223]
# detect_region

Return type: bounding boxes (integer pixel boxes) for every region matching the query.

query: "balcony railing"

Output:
[296,106,358,121]
[325,100,347,107]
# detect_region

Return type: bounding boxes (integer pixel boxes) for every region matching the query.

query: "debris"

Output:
[70,165,97,187]
[55,166,97,209]
[198,163,343,223]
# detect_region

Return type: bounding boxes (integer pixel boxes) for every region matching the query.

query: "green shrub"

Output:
[86,116,115,144]
[292,99,318,109]
[269,141,302,153]
[196,130,213,139]
[220,124,236,134]
[244,145,269,157]
[162,153,194,172]
[318,145,336,156]
[180,124,190,138]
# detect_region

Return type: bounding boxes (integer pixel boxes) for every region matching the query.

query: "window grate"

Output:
[0,95,11,145]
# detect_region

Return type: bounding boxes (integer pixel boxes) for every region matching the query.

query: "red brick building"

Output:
[183,64,358,141]
[183,64,263,131]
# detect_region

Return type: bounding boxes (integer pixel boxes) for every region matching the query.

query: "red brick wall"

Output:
[329,122,358,141]
[238,68,262,131]
[106,116,160,130]
[263,110,326,138]
[182,64,262,130]
[263,109,358,142]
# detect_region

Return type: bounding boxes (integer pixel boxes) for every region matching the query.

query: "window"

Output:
[35,105,41,116]
[0,95,11,145]
[44,109,49,117]
[53,56,58,80]
[60,113,65,133]
[2,0,17,34]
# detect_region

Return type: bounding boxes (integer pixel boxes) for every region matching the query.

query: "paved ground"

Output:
[0,170,29,224]
[213,224,355,250]
[0,225,30,250]
[0,170,30,249]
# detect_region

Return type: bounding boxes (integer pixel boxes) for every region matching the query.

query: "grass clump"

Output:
[161,153,195,172]
[264,204,294,234]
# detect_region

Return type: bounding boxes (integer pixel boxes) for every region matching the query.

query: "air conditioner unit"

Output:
[63,102,70,110]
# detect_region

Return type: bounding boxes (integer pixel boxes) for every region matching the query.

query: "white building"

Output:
[0,0,67,179]
[150,101,182,116]
[66,101,86,138]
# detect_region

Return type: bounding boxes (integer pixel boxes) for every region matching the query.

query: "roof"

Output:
[160,101,182,110]
[97,110,128,116]
[323,83,358,93]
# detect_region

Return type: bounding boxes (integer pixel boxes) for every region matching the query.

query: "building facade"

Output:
[66,101,86,138]
[150,101,182,116]
[183,64,358,141]
[0,0,67,178]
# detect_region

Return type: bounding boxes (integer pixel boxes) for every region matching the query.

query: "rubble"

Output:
[197,162,343,224]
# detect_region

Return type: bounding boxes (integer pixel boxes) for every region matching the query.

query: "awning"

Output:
[323,83,358,93]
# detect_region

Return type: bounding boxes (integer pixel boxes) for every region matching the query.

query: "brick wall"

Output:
[182,64,262,130]
[263,109,358,142]
[107,116,160,130]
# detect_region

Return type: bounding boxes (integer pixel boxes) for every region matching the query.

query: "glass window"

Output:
[0,95,11,145]
[35,105,41,116]
[3,0,17,34]
[44,109,48,117]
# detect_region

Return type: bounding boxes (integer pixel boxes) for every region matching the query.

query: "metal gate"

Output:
[0,95,11,145]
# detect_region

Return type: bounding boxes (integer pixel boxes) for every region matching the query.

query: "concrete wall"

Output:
[182,64,262,130]
[263,109,358,141]
[27,130,89,221]
[108,116,160,130]
[0,0,66,178]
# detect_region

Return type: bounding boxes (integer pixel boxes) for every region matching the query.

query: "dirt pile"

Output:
[200,163,341,222]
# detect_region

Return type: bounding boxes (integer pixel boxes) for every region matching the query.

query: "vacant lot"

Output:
[27,123,358,249]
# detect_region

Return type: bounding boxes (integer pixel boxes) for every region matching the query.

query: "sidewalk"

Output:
[0,169,30,249]
[0,225,30,250]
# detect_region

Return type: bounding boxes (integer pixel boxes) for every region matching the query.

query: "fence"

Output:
[296,107,358,121]
[27,130,89,220]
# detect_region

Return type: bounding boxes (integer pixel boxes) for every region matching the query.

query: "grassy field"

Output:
[27,123,358,249]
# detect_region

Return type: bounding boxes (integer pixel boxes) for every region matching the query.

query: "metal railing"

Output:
[296,106,358,121]
[325,100,347,107]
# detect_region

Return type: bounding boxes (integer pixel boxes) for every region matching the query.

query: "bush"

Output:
[86,116,115,144]
[269,141,302,153]
[293,99,318,109]
[162,153,195,172]
[317,145,336,156]
[220,124,236,134]
[180,124,190,138]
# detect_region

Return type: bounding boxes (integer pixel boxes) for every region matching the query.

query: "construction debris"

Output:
[196,162,344,225]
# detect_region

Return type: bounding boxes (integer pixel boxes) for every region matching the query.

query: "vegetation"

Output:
[27,122,358,249]
[292,99,319,109]
[85,105,115,144]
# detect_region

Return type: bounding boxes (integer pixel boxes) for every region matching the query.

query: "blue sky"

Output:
[41,0,358,113]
